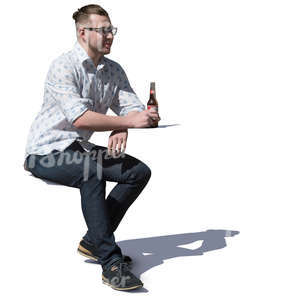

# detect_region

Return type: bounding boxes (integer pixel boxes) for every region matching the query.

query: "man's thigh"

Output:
[27,143,100,188]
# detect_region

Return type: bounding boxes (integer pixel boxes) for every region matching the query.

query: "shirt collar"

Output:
[73,40,106,71]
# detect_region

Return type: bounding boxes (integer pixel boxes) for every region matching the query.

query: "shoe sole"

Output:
[77,245,98,261]
[102,274,143,291]
[77,245,132,266]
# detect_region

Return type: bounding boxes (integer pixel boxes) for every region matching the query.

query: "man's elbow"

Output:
[73,117,82,129]
[72,111,89,129]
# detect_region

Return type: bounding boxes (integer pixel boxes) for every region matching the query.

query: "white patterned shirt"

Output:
[24,41,145,160]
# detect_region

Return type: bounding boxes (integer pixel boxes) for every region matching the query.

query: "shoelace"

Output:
[117,262,130,278]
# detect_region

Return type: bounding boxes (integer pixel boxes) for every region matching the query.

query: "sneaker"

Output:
[102,260,143,291]
[77,239,132,266]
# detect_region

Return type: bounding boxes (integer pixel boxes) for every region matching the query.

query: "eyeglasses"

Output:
[83,26,118,36]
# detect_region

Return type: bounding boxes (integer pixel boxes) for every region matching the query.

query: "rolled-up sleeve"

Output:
[45,59,94,124]
[110,64,145,116]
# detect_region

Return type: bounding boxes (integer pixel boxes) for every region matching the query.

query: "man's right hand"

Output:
[125,110,160,128]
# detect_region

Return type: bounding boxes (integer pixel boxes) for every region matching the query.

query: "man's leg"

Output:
[82,145,151,242]
[26,141,123,270]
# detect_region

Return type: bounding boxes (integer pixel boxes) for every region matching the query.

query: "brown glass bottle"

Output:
[147,82,159,128]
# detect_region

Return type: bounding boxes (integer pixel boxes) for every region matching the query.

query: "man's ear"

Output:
[78,27,85,40]
[77,25,87,42]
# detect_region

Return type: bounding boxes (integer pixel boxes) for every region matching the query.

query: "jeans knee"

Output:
[142,163,152,182]
[129,162,152,183]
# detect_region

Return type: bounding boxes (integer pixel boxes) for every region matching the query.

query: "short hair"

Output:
[72,4,110,29]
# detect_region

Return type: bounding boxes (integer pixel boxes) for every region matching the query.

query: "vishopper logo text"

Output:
[109,275,131,288]
[27,148,126,181]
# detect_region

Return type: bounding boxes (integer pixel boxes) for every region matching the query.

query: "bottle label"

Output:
[147,105,158,112]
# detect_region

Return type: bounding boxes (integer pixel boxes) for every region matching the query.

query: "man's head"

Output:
[72,4,115,55]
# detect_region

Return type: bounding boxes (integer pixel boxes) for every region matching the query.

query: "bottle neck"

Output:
[150,82,156,97]
[149,90,156,100]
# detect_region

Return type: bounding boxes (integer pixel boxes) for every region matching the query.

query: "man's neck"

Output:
[78,40,103,67]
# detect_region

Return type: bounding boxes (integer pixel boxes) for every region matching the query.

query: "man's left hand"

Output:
[108,128,128,157]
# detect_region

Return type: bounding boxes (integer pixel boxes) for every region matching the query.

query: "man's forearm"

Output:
[73,110,130,132]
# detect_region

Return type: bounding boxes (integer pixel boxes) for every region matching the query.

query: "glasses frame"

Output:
[83,26,118,36]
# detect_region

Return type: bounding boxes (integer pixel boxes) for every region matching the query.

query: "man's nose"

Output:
[105,32,113,39]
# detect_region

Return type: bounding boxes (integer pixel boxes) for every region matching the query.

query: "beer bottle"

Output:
[147,82,159,128]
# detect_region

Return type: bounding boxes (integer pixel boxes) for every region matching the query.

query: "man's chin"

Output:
[95,46,110,54]
[100,48,110,55]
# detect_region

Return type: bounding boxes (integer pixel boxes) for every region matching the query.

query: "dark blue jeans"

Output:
[25,140,151,270]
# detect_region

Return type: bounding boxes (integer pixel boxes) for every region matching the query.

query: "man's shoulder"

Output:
[48,50,77,73]
[50,50,77,67]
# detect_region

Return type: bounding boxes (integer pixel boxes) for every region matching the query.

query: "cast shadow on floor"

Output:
[84,229,239,293]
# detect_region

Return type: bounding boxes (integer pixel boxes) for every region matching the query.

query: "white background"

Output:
[1,0,299,298]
